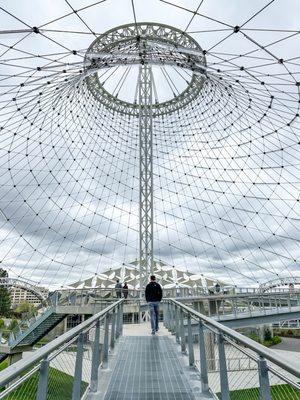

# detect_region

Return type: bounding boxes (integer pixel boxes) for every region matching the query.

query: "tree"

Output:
[0,268,11,317]
[8,319,18,331]
[14,301,36,318]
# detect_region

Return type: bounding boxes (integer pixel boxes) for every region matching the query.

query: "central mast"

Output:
[138,62,154,291]
[84,23,207,291]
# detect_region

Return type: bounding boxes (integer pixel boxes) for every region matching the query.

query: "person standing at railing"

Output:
[115,279,122,298]
[145,275,163,335]
[215,282,220,294]
[123,282,129,299]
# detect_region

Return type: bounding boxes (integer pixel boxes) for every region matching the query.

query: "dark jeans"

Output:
[149,301,159,333]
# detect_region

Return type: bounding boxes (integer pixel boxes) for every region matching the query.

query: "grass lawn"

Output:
[217,384,300,399]
[0,367,88,399]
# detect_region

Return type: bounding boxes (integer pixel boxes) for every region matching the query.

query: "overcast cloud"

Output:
[0,0,299,289]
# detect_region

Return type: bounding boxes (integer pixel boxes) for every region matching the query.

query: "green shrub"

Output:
[263,340,273,347]
[249,333,261,343]
[272,335,281,345]
[263,335,281,347]
[248,332,281,347]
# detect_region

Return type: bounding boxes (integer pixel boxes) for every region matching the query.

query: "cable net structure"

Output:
[0,0,299,289]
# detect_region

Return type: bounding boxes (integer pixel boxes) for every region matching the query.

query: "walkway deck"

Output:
[100,324,211,400]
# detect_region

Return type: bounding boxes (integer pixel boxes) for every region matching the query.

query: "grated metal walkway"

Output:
[103,336,197,400]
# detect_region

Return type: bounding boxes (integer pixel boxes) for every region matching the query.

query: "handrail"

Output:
[259,276,300,291]
[169,290,300,301]
[0,299,124,386]
[169,299,300,379]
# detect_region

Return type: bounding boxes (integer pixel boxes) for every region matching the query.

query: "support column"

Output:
[187,313,195,366]
[36,357,49,400]
[138,62,154,292]
[180,309,186,353]
[198,321,209,393]
[205,331,216,371]
[90,320,101,393]
[103,314,110,364]
[258,356,271,400]
[72,333,84,400]
[217,333,230,400]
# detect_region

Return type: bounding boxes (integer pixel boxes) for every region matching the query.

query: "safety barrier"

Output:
[0,300,124,399]
[164,299,300,399]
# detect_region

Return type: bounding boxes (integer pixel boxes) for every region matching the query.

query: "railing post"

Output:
[233,298,237,317]
[36,357,49,400]
[221,298,225,315]
[103,314,110,363]
[119,303,123,336]
[198,321,209,393]
[215,299,219,319]
[268,293,272,310]
[115,304,120,339]
[175,305,180,343]
[187,313,194,366]
[217,333,230,400]
[208,299,212,317]
[247,298,252,317]
[72,333,84,400]
[110,309,116,350]
[168,302,172,329]
[258,356,271,400]
[168,302,172,330]
[90,320,101,393]
[170,304,175,334]
[165,302,170,329]
[180,308,186,353]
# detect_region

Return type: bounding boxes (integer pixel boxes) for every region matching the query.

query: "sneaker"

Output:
[155,327,159,332]
[151,331,155,335]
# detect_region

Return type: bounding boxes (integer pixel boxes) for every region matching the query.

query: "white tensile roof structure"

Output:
[68,260,225,290]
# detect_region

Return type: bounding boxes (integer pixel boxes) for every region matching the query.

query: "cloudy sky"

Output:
[0,0,299,288]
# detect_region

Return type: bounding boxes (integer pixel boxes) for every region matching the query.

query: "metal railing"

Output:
[3,289,298,351]
[179,290,300,321]
[49,287,300,307]
[259,277,300,292]
[49,287,211,305]
[0,300,124,399]
[164,299,300,400]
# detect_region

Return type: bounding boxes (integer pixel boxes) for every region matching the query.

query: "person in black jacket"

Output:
[122,282,129,299]
[115,279,122,298]
[145,275,162,335]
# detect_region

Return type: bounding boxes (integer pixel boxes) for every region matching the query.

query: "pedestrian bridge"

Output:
[1,289,300,366]
[98,325,204,400]
[0,299,299,399]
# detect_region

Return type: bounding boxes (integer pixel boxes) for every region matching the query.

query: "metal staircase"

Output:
[0,306,67,362]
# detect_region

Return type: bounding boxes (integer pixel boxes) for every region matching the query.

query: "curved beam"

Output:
[259,277,300,292]
[0,278,47,303]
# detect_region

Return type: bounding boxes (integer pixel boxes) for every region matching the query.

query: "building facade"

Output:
[10,286,49,307]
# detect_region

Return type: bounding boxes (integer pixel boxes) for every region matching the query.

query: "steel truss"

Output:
[84,22,206,117]
[138,64,154,289]
[84,22,207,289]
